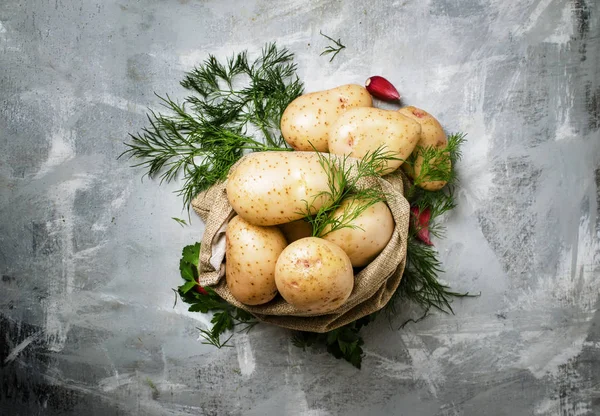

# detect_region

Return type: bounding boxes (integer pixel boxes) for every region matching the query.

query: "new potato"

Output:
[275,237,354,313]
[328,107,421,173]
[225,215,287,305]
[226,151,333,226]
[322,199,394,267]
[398,106,449,191]
[280,84,372,152]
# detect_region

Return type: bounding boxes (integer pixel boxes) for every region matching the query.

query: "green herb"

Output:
[319,31,346,62]
[177,243,257,348]
[172,217,188,227]
[391,236,476,315]
[300,147,395,238]
[292,134,476,365]
[405,133,466,199]
[121,43,303,208]
[144,378,160,400]
[291,314,375,369]
[386,133,478,318]
[405,133,465,239]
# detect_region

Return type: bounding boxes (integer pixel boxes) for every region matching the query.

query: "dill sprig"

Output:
[405,132,466,197]
[386,132,477,319]
[300,147,395,238]
[319,31,346,62]
[121,43,303,208]
[392,236,475,316]
[406,133,466,237]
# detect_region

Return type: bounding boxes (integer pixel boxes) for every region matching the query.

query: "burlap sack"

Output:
[191,157,411,333]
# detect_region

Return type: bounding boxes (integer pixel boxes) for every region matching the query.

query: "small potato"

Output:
[225,215,287,305]
[279,219,313,244]
[280,84,373,152]
[226,151,333,226]
[322,199,394,267]
[328,107,421,174]
[275,237,353,313]
[398,106,449,191]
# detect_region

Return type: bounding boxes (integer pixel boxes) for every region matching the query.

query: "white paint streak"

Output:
[545,3,575,44]
[35,129,76,178]
[535,394,592,416]
[364,350,412,380]
[234,332,256,376]
[513,0,554,37]
[283,341,331,416]
[401,332,445,397]
[3,332,41,364]
[517,327,587,378]
[43,174,94,352]
[84,92,147,115]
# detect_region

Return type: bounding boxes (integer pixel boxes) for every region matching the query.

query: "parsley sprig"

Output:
[177,243,257,348]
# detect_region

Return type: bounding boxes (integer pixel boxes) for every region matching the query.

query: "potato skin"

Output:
[225,216,287,305]
[280,84,372,152]
[226,152,333,226]
[279,219,313,244]
[322,200,394,267]
[328,107,421,174]
[398,106,449,191]
[275,237,353,313]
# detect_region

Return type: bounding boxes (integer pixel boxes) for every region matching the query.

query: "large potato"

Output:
[226,151,333,226]
[398,106,449,191]
[322,199,394,267]
[280,84,372,152]
[275,237,353,313]
[328,107,421,174]
[225,215,287,305]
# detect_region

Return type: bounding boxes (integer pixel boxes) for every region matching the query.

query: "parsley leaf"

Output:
[291,314,375,369]
[176,242,257,348]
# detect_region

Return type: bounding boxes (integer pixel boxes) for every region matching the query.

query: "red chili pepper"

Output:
[195,282,208,295]
[411,206,433,246]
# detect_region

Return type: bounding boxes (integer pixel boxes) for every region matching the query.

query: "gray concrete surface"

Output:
[1,0,599,415]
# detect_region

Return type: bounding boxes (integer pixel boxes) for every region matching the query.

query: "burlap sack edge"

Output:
[190,165,411,333]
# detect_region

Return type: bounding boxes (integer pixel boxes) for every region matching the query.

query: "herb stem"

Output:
[122,43,304,209]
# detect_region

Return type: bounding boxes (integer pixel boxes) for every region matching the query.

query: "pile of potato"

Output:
[224,84,448,314]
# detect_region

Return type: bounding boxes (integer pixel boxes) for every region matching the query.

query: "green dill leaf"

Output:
[319,31,346,62]
[197,327,234,348]
[405,132,467,197]
[299,146,395,238]
[385,133,479,320]
[172,217,188,227]
[121,43,304,209]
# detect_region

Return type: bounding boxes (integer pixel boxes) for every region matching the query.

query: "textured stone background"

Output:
[1,0,599,415]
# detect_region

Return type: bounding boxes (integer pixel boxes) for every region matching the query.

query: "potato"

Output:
[398,106,449,191]
[328,107,421,174]
[225,215,287,305]
[280,84,373,152]
[322,199,394,267]
[226,151,333,226]
[275,237,353,313]
[279,219,313,244]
